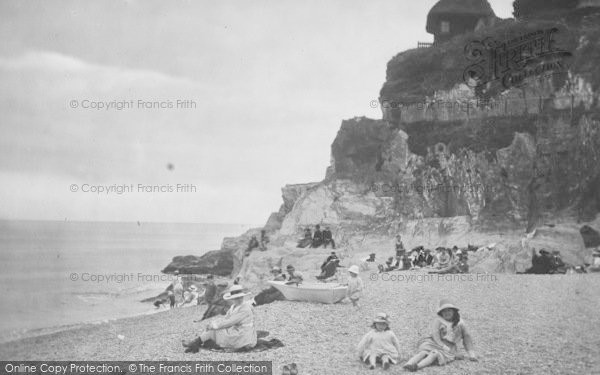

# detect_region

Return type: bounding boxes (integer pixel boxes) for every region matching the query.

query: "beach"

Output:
[1,272,598,374]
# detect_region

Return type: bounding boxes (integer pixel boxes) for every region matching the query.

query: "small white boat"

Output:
[268,281,348,304]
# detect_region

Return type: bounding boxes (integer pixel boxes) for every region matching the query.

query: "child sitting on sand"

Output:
[403,299,477,372]
[346,265,364,307]
[357,313,402,370]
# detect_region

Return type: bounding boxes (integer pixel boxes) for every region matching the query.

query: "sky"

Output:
[0,0,514,225]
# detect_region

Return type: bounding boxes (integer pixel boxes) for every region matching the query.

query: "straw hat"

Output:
[223,285,252,300]
[189,285,198,291]
[437,299,459,314]
[348,265,360,274]
[373,313,390,324]
[271,266,282,272]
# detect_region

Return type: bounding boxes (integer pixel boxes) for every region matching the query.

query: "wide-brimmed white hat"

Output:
[373,312,390,324]
[348,265,360,274]
[437,299,459,314]
[223,285,252,300]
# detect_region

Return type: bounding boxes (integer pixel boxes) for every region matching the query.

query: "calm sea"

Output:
[0,220,252,343]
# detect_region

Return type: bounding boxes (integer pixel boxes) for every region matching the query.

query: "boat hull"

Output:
[268,281,348,304]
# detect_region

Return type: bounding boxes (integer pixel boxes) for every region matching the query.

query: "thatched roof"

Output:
[427,0,496,33]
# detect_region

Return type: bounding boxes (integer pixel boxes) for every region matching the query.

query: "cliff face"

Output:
[165,16,600,283]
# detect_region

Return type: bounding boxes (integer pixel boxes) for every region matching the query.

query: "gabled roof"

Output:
[426,0,496,33]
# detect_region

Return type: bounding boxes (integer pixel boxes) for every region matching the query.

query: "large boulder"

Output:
[580,225,600,248]
[161,250,234,276]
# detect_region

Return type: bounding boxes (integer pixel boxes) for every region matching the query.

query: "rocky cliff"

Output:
[163,13,600,288]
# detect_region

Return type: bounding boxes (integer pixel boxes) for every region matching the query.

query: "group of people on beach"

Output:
[153,270,204,309]
[357,301,477,371]
[178,229,481,373]
[181,261,476,373]
[296,224,335,249]
[377,235,470,274]
[521,248,567,274]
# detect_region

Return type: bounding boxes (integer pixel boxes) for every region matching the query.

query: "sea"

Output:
[0,220,253,343]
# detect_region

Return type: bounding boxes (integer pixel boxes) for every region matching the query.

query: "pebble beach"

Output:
[1,272,599,375]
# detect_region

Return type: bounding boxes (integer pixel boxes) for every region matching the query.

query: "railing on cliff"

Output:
[417,42,433,49]
[383,93,597,125]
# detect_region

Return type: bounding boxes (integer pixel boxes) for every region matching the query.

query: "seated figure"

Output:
[183,285,257,352]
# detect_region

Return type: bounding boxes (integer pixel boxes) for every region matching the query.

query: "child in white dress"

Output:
[357,313,402,370]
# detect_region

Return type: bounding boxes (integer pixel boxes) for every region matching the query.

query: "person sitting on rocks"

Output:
[245,235,260,256]
[322,226,336,249]
[416,249,428,267]
[183,285,257,352]
[321,252,338,271]
[456,250,469,273]
[259,230,269,250]
[589,249,600,272]
[297,227,312,248]
[400,253,412,270]
[423,249,434,266]
[429,248,454,273]
[549,250,567,274]
[524,249,553,274]
[285,265,304,285]
[317,258,341,281]
[409,249,421,269]
[311,225,324,248]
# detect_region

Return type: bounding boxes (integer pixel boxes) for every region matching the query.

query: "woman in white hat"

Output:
[356,313,402,370]
[346,265,364,307]
[403,299,476,371]
[183,285,257,352]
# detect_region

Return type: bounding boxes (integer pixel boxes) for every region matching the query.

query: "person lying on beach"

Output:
[357,313,402,370]
[346,265,363,307]
[378,257,398,273]
[285,265,303,285]
[403,300,477,372]
[252,267,286,306]
[183,285,257,352]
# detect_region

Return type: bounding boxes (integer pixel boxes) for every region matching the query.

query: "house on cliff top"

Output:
[426,0,497,44]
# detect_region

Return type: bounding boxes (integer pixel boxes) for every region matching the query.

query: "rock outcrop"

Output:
[164,11,600,285]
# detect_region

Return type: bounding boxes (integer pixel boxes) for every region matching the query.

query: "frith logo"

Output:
[463,27,573,89]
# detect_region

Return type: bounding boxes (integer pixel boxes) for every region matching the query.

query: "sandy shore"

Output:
[1,272,599,375]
